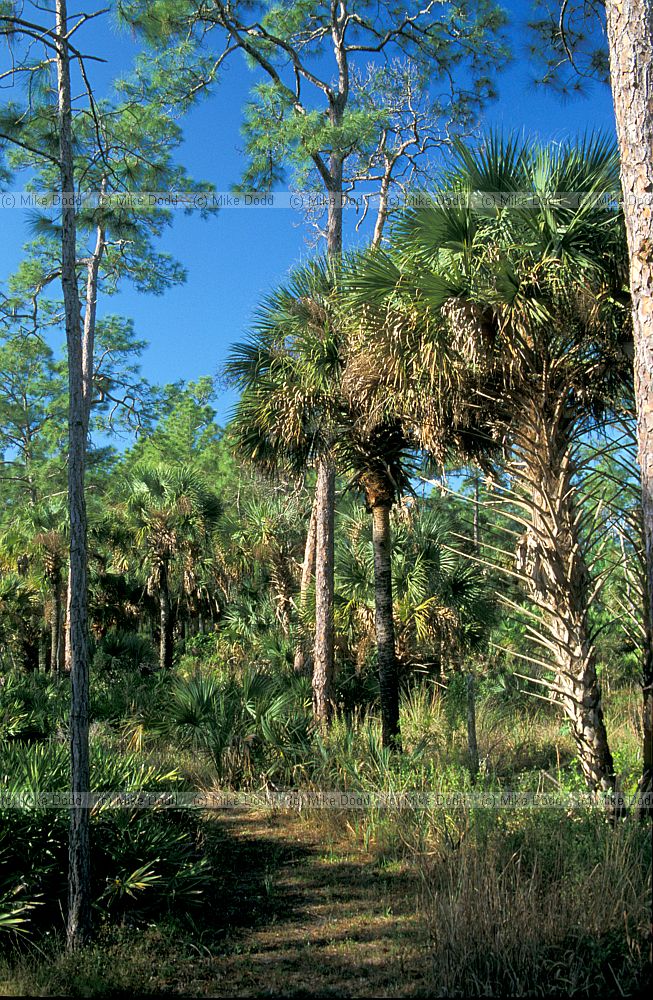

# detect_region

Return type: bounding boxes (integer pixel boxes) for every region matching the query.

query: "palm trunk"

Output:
[514,408,617,800]
[294,493,318,673]
[313,458,335,723]
[159,563,174,670]
[371,503,401,748]
[638,576,653,817]
[605,0,653,815]
[56,0,91,951]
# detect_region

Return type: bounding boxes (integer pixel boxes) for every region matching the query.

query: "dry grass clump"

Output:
[419,811,651,996]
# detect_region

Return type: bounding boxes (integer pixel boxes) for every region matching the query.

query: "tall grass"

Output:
[419,811,651,996]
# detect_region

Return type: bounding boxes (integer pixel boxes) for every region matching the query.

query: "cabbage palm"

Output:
[339,412,416,746]
[228,258,418,744]
[224,493,305,638]
[354,134,632,797]
[227,258,343,723]
[336,500,495,674]
[1,498,69,673]
[119,463,222,669]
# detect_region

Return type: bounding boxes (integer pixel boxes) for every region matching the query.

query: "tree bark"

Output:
[310,134,343,721]
[605,0,653,813]
[50,571,63,676]
[466,672,480,782]
[313,458,335,723]
[514,407,618,801]
[371,503,401,748]
[159,563,174,671]
[294,492,318,673]
[39,630,48,674]
[64,211,105,673]
[56,0,91,952]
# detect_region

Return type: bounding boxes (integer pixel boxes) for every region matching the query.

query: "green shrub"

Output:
[165,666,312,786]
[0,740,212,939]
[0,670,68,742]
[92,631,157,679]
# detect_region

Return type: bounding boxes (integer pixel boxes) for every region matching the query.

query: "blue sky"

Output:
[0,2,616,429]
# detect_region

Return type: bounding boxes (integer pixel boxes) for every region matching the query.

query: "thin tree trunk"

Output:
[39,630,48,674]
[63,572,72,673]
[605,0,653,814]
[514,409,618,801]
[371,503,401,748]
[466,672,480,783]
[294,493,318,674]
[64,210,105,673]
[313,458,335,723]
[50,572,63,675]
[56,0,91,951]
[159,564,174,670]
[311,142,343,721]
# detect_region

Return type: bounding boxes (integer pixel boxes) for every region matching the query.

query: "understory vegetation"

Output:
[0,647,650,995]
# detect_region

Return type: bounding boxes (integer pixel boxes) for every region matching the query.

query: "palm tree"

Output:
[352,134,632,798]
[119,463,222,669]
[226,258,343,724]
[224,492,305,639]
[1,498,69,673]
[336,497,496,675]
[338,414,415,746]
[228,258,422,745]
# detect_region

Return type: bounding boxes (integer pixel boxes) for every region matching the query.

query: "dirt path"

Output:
[168,809,432,998]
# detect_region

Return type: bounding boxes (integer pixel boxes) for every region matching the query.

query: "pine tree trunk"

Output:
[56,0,91,952]
[311,148,343,722]
[63,212,105,674]
[371,503,400,748]
[294,493,318,673]
[313,458,335,723]
[605,0,653,814]
[515,408,618,801]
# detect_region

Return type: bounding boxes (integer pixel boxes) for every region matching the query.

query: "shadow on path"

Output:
[171,809,431,998]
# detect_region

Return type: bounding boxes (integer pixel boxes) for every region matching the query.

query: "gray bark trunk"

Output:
[371,503,400,748]
[64,212,105,673]
[605,0,653,812]
[50,573,63,676]
[294,493,318,674]
[312,458,335,723]
[311,143,343,721]
[56,0,91,951]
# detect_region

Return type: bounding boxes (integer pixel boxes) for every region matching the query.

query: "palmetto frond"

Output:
[226,256,344,475]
